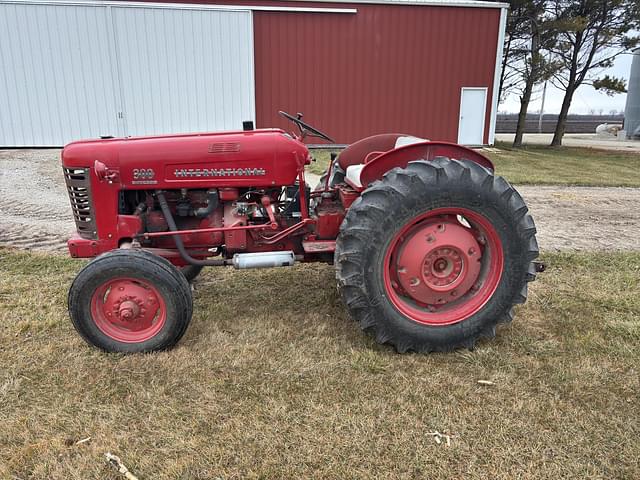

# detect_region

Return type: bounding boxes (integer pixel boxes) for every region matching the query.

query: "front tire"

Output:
[335,158,538,353]
[68,249,193,353]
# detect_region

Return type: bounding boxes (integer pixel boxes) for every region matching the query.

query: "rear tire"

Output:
[335,158,538,353]
[180,265,203,283]
[68,249,193,353]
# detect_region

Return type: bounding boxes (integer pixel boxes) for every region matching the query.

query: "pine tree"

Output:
[548,0,640,146]
[498,0,532,103]
[512,1,559,147]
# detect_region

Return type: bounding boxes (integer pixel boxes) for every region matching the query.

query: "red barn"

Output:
[245,0,507,145]
[0,0,507,146]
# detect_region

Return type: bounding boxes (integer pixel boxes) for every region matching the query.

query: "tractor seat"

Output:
[343,135,427,189]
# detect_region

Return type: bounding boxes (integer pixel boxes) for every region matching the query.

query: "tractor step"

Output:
[302,240,336,253]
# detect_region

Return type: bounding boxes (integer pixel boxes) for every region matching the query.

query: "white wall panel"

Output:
[111,6,254,137]
[0,2,121,146]
[0,1,255,146]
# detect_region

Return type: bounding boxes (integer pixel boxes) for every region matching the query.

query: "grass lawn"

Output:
[307,144,640,187]
[307,148,342,176]
[1,249,639,478]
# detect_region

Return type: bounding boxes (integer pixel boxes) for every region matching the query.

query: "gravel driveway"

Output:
[1,149,638,253]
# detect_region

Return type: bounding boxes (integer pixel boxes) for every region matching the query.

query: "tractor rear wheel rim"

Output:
[90,277,167,343]
[383,208,503,326]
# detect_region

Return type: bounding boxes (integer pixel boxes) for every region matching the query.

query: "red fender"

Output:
[358,141,494,190]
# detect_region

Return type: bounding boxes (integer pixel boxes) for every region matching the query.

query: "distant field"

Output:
[308,144,640,187]
[1,248,639,478]
[488,143,640,186]
[495,113,624,134]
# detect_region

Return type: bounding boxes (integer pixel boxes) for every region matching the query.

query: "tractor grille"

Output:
[63,167,96,239]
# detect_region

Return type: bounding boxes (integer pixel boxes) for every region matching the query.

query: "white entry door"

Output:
[458,87,488,145]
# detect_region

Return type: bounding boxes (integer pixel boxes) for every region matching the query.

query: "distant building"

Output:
[624,48,640,138]
[0,0,508,146]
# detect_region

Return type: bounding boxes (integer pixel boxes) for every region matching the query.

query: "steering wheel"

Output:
[278,111,335,143]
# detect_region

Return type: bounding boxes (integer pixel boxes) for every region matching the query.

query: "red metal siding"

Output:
[128,0,501,144]
[254,4,499,144]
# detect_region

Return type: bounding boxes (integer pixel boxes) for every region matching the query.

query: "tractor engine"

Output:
[118,183,311,258]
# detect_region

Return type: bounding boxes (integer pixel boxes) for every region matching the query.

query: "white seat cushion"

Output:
[395,135,428,147]
[345,164,366,189]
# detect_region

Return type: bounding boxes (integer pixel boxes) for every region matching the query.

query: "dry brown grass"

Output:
[1,249,639,479]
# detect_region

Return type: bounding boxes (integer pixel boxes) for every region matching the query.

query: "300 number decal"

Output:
[133,168,155,180]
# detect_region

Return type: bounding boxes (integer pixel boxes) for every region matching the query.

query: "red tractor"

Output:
[63,112,539,354]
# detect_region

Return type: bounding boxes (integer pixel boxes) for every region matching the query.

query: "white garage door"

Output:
[0,1,255,146]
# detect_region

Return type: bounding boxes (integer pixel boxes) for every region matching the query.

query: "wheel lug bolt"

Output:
[409,277,420,287]
[468,248,475,255]
[451,290,458,296]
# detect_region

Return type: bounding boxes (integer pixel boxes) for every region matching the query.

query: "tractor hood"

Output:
[62,129,310,189]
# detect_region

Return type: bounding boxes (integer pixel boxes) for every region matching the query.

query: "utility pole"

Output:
[538,81,547,134]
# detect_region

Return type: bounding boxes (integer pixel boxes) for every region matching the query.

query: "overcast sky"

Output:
[499,50,637,115]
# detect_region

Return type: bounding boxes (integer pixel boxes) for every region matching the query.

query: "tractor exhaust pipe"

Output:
[232,251,295,269]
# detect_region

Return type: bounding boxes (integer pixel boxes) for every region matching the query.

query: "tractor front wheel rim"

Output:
[90,277,167,343]
[384,208,504,326]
